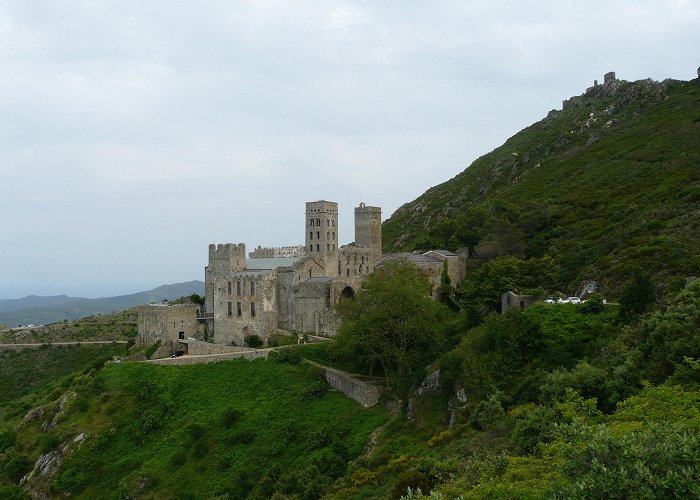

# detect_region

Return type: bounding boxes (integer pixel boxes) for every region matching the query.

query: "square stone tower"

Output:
[305,200,339,277]
[354,202,382,265]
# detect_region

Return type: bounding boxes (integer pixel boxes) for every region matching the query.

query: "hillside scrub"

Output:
[334,259,449,392]
[383,78,700,297]
[1,358,386,499]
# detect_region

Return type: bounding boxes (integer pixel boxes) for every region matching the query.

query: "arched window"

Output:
[316,244,319,251]
[309,269,312,277]
[310,219,314,227]
[310,231,313,240]
[332,232,335,239]
[327,231,329,239]
[317,231,320,239]
[309,244,313,252]
[346,269,350,277]
[327,244,330,251]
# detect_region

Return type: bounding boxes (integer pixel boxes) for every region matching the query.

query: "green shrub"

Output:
[74,398,89,413]
[191,439,209,458]
[245,334,263,348]
[40,433,61,454]
[0,431,17,453]
[0,484,31,500]
[304,381,328,400]
[144,340,161,360]
[580,293,605,314]
[1,449,29,483]
[272,347,301,364]
[187,423,206,442]
[222,407,243,428]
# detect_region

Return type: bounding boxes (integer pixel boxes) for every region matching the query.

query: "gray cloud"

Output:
[1,0,698,297]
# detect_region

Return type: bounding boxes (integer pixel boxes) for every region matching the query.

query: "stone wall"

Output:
[501,291,537,313]
[183,339,252,355]
[324,367,380,408]
[354,203,383,264]
[137,304,200,357]
[144,349,269,366]
[211,269,278,346]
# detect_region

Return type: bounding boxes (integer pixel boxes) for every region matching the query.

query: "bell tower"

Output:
[305,200,339,277]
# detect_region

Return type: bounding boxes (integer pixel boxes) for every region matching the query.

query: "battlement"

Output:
[249,245,307,259]
[208,243,246,274]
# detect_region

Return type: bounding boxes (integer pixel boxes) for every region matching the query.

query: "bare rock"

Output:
[417,369,440,396]
[24,406,45,423]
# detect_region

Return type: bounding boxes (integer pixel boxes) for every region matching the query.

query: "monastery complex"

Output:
[138,200,466,358]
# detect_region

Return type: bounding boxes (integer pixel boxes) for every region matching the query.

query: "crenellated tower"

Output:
[204,243,246,316]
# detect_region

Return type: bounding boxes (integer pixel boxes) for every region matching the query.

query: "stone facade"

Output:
[195,200,383,347]
[501,291,537,313]
[249,245,306,258]
[137,304,202,357]
[137,198,468,357]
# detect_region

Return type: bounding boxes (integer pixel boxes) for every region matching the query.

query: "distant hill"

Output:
[382,76,700,295]
[0,281,204,327]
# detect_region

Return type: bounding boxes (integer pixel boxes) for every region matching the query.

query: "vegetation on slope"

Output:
[383,78,700,296]
[1,354,386,499]
[325,279,700,499]
[0,309,137,344]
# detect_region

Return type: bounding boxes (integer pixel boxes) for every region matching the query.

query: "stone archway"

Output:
[340,286,356,300]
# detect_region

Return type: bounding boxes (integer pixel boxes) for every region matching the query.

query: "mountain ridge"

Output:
[382,75,700,295]
[0,281,204,327]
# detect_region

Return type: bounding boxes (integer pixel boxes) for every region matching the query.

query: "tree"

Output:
[334,259,447,392]
[619,269,656,319]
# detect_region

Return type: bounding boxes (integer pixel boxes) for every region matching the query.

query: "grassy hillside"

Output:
[0,343,128,404]
[1,356,386,499]
[0,309,137,344]
[383,78,700,295]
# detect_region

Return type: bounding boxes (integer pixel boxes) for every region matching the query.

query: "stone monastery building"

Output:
[138,200,465,356]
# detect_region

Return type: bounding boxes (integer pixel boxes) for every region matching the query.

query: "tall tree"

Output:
[335,259,447,392]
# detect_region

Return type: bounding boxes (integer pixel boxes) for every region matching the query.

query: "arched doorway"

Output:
[340,286,356,300]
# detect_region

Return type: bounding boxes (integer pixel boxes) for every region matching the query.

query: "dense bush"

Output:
[244,334,263,348]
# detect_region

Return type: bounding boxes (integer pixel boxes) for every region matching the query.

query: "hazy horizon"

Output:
[2,1,698,299]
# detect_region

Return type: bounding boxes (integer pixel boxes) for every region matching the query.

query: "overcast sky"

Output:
[1,1,698,298]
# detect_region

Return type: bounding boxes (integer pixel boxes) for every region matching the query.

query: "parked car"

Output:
[568,297,582,304]
[557,297,570,304]
[544,298,556,304]
[170,350,185,358]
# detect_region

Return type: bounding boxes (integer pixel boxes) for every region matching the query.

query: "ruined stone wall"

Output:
[423,251,466,286]
[325,367,380,408]
[137,304,200,357]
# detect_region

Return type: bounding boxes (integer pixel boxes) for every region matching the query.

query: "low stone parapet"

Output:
[144,349,269,365]
[181,339,250,356]
[324,367,381,408]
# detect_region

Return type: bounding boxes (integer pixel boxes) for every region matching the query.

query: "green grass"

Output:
[0,343,126,405]
[40,359,387,498]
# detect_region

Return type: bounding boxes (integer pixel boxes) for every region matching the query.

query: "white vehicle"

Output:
[557,297,570,304]
[544,298,556,304]
[568,297,582,304]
